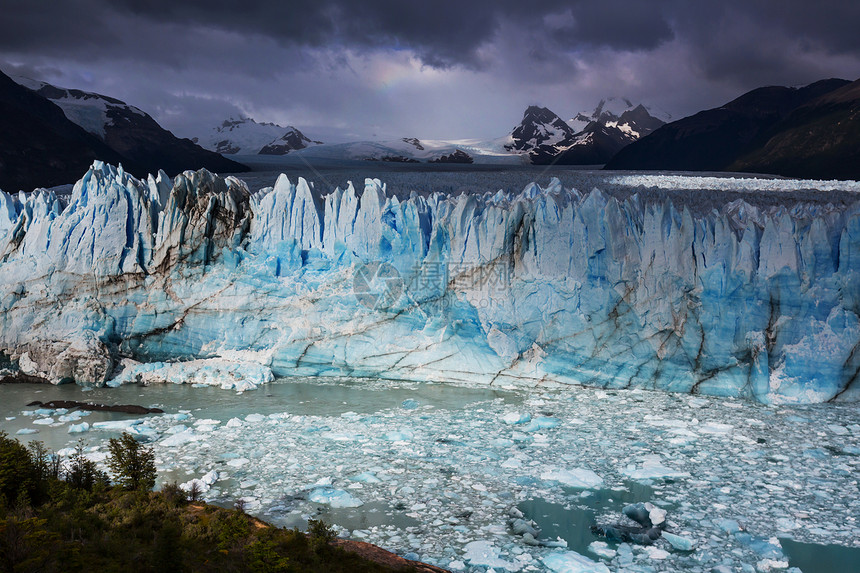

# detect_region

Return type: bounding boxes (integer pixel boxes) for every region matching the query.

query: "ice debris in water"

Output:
[621,455,691,481]
[587,541,616,560]
[17,378,858,572]
[308,488,363,509]
[661,532,695,551]
[540,468,604,489]
[542,550,610,573]
[462,540,519,570]
[502,412,531,425]
[108,359,273,391]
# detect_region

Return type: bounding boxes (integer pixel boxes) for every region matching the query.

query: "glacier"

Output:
[1,161,859,404]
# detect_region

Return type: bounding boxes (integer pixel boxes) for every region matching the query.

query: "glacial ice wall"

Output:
[1,161,859,403]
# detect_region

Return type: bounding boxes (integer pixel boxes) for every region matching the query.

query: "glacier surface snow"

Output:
[1,162,860,403]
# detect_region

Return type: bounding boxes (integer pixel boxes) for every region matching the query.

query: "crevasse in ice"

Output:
[1,161,859,403]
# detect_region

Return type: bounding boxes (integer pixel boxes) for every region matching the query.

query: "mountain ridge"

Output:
[3,73,247,191]
[0,70,133,192]
[195,116,322,155]
[506,99,665,165]
[604,78,856,178]
[728,78,860,180]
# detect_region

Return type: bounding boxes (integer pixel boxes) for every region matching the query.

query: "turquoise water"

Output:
[779,538,860,572]
[518,482,656,555]
[0,378,518,452]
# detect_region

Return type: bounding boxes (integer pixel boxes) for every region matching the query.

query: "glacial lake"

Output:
[2,378,858,572]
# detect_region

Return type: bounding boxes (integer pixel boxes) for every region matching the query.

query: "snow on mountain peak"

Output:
[195,117,322,155]
[506,106,577,152]
[569,97,670,131]
[506,100,666,165]
[13,76,146,139]
[593,96,636,121]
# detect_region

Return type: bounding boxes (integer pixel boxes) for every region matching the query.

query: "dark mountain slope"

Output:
[21,78,247,178]
[605,79,851,173]
[98,105,247,176]
[0,70,132,192]
[729,78,860,180]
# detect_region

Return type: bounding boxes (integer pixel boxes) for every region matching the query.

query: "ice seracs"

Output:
[1,162,859,404]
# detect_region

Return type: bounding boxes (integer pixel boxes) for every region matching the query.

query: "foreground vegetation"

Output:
[0,431,414,572]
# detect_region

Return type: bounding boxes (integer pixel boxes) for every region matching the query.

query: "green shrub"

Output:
[159,482,186,507]
[307,518,337,552]
[152,517,183,572]
[0,515,60,572]
[247,529,291,573]
[216,511,251,552]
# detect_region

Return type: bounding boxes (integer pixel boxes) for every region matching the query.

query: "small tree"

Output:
[26,441,60,503]
[106,433,156,491]
[27,442,58,483]
[66,440,108,491]
[159,482,185,506]
[187,480,202,502]
[307,518,336,549]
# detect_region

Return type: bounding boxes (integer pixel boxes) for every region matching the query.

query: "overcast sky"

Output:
[2,1,859,143]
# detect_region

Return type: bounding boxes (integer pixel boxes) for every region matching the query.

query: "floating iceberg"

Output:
[542,550,610,573]
[540,467,604,489]
[308,487,363,508]
[67,422,90,433]
[462,540,519,571]
[1,162,859,403]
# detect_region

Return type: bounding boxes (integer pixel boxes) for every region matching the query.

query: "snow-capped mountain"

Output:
[567,97,670,133]
[0,70,128,192]
[506,99,667,165]
[3,74,244,191]
[14,76,149,139]
[505,106,579,152]
[194,117,322,155]
[200,100,666,166]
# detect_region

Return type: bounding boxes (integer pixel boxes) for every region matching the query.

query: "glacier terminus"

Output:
[1,161,859,404]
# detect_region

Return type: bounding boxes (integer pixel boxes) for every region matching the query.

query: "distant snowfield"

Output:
[284,135,525,164]
[2,379,858,572]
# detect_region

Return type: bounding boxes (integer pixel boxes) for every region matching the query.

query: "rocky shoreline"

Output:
[334,539,450,572]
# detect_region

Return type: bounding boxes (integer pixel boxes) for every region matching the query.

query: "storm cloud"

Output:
[1,0,858,141]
